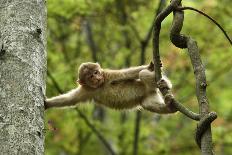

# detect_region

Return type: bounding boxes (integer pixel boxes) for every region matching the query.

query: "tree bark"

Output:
[0,0,46,154]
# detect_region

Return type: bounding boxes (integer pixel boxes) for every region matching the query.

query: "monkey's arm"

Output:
[45,87,88,109]
[106,65,148,83]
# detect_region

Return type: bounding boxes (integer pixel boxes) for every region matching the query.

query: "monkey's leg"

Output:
[141,93,177,114]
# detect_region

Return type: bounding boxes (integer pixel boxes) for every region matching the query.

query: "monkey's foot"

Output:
[164,94,177,112]
[157,79,170,90]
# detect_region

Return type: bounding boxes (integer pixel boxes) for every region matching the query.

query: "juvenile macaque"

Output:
[45,62,177,113]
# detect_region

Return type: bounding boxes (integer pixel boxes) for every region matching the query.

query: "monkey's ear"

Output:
[77,79,85,86]
[148,61,154,71]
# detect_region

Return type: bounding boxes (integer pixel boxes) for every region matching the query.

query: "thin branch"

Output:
[83,19,98,62]
[172,99,200,120]
[176,6,232,45]
[133,1,167,155]
[128,22,142,42]
[153,0,200,121]
[133,111,142,155]
[82,18,105,121]
[76,109,116,155]
[153,0,181,82]
[47,70,63,94]
[144,0,167,45]
[47,70,116,155]
[141,0,167,64]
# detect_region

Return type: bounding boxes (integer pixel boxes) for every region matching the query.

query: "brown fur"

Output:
[45,62,176,113]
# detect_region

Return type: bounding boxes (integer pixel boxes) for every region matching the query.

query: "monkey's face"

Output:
[85,68,104,88]
[78,62,104,88]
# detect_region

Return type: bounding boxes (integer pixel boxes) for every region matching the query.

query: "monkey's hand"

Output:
[164,94,178,113]
[44,98,48,110]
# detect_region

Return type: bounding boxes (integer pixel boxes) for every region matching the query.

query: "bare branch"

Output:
[153,0,200,121]
[153,1,217,153]
[176,6,232,45]
[153,0,182,82]
[133,1,167,155]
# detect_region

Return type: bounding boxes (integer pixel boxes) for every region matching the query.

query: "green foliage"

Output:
[46,0,232,154]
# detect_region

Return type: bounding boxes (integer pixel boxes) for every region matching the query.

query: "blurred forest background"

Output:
[45,0,232,154]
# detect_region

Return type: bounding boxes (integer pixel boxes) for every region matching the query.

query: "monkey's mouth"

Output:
[97,79,104,87]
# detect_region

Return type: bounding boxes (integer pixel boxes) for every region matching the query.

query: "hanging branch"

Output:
[47,70,116,155]
[153,0,200,120]
[153,0,219,154]
[133,1,167,155]
[176,6,232,45]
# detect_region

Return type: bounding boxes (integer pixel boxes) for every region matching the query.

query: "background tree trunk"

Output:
[0,0,46,154]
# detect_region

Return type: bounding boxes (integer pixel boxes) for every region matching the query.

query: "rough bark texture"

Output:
[0,0,46,154]
[187,38,214,154]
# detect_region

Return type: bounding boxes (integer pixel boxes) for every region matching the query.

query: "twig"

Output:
[76,108,116,155]
[176,6,232,45]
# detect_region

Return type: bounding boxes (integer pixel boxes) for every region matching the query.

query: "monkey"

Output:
[45,62,177,114]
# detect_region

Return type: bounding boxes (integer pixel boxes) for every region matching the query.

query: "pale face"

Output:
[86,68,104,88]
[78,62,105,88]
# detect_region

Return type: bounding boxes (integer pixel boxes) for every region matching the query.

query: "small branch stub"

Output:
[200,82,208,88]
[0,41,6,57]
[36,28,42,35]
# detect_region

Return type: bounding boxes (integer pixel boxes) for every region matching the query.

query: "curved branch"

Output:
[158,83,200,120]
[153,0,200,121]
[153,0,182,82]
[195,112,217,148]
[133,1,167,154]
[153,0,217,153]
[172,99,200,120]
[169,7,188,48]
[176,6,232,45]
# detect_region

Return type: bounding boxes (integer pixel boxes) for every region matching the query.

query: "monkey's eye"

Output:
[93,70,99,75]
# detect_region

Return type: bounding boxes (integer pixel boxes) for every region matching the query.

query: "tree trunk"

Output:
[0,0,46,154]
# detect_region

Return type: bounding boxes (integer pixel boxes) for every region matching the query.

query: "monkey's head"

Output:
[77,62,104,88]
